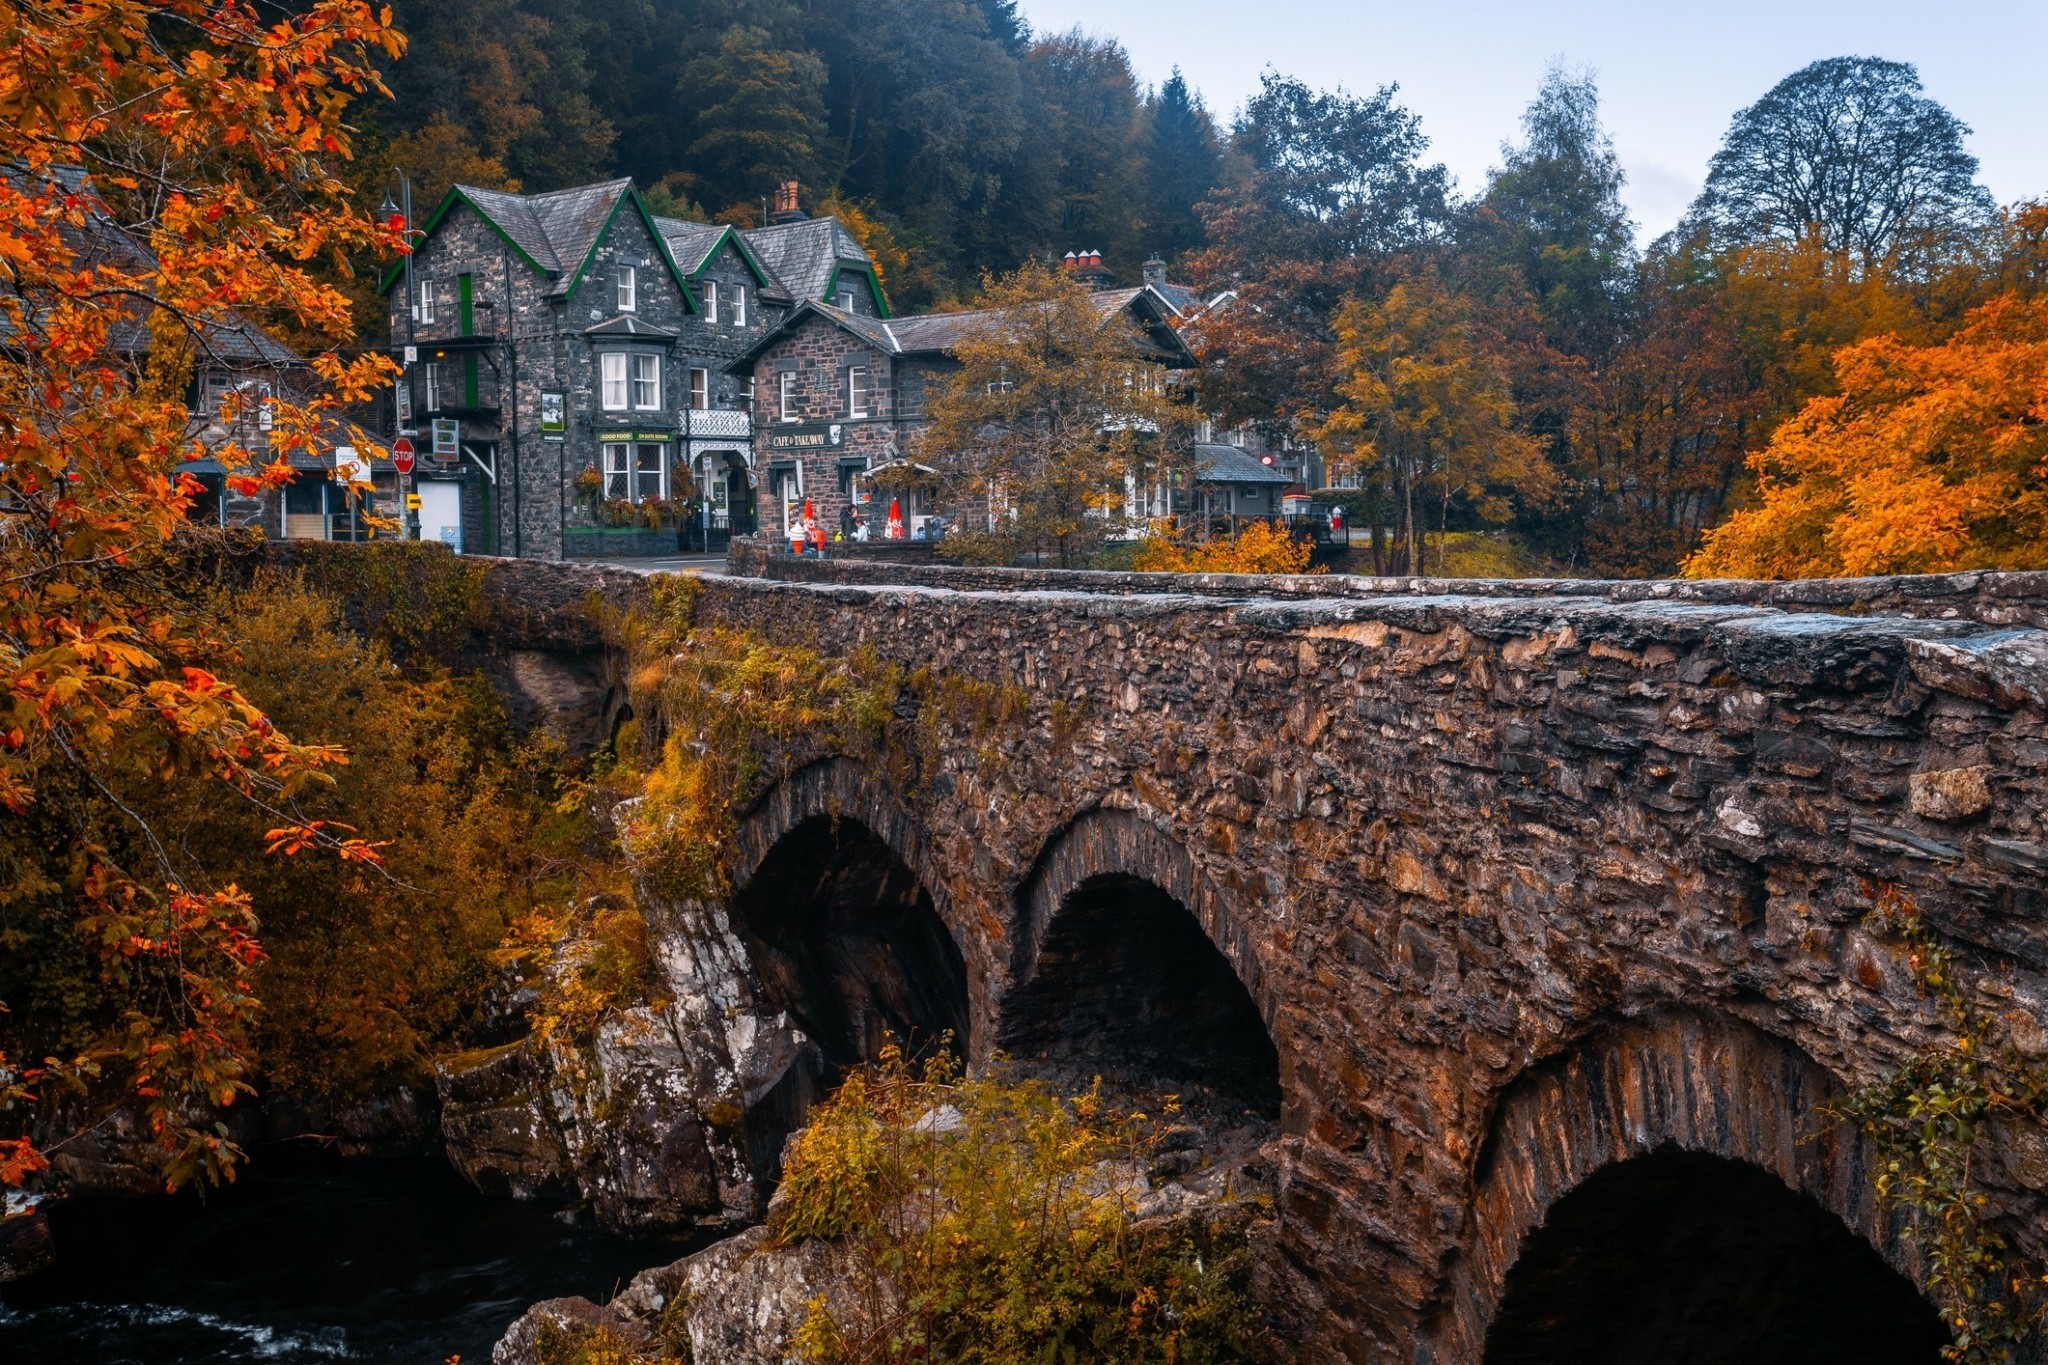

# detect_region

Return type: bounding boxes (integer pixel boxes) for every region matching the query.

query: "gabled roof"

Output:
[652,218,785,299]
[527,178,636,298]
[382,178,694,308]
[742,216,885,315]
[1195,443,1292,486]
[726,288,1196,373]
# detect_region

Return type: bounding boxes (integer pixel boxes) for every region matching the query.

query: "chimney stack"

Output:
[767,180,804,226]
[1143,256,1168,289]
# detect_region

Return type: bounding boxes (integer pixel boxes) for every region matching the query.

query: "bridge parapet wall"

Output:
[727,533,2048,629]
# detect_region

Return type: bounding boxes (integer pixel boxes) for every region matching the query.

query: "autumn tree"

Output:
[1311,271,1551,574]
[1686,292,2048,578]
[1682,57,1994,269]
[0,0,401,1188]
[912,263,1194,565]
[1192,72,1451,435]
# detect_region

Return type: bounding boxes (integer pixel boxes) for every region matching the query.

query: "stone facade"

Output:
[345,548,2048,1361]
[384,182,885,558]
[745,308,956,538]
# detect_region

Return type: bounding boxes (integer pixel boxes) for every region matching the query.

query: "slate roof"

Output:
[652,218,725,275]
[526,178,635,297]
[584,314,677,340]
[1195,443,1293,486]
[453,184,562,271]
[727,287,1197,372]
[741,216,872,305]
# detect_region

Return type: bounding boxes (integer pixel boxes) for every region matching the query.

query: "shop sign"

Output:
[762,423,845,452]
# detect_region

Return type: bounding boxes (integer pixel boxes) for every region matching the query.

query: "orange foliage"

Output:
[1132,520,1321,575]
[0,0,404,1187]
[1688,293,2048,578]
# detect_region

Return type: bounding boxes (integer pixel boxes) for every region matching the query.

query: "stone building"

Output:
[380,178,885,558]
[729,281,1194,540]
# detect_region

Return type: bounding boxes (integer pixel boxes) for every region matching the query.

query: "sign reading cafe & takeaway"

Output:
[762,423,845,452]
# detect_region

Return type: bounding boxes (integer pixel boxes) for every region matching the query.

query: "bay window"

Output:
[601,441,667,503]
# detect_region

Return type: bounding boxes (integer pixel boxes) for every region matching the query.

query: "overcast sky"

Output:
[1015,0,2048,242]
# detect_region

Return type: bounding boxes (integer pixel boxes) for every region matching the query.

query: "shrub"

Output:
[1132,521,1320,576]
[778,1048,1274,1364]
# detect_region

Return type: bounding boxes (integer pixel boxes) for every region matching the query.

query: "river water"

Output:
[0,1154,688,1364]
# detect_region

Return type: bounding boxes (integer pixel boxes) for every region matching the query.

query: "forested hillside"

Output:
[365,3,2047,576]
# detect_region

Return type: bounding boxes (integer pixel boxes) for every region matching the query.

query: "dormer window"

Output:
[838,289,856,312]
[617,265,638,312]
[704,279,720,324]
[733,286,747,327]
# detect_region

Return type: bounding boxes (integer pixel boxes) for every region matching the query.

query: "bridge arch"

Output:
[726,760,978,1179]
[1002,806,1281,1118]
[1439,1011,1945,1364]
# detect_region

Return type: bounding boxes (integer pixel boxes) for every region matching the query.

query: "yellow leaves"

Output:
[1688,293,2048,578]
[1132,520,1322,575]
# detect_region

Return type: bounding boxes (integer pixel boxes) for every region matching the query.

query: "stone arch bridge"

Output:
[437,548,2048,1363]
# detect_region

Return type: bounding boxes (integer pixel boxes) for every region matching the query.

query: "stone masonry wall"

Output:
[676,566,2048,1362]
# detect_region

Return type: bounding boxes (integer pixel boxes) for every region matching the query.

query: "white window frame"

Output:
[601,441,669,504]
[617,264,638,313]
[630,353,661,411]
[703,279,719,324]
[689,367,709,411]
[417,277,436,326]
[422,361,441,412]
[838,289,856,312]
[847,365,869,419]
[732,286,747,327]
[600,352,628,411]
[779,371,798,422]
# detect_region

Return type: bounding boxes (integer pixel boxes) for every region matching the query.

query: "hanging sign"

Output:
[431,418,460,459]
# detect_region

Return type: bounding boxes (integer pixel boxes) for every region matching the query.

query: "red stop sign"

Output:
[391,436,416,474]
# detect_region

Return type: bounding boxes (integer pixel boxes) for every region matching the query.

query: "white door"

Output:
[418,480,462,553]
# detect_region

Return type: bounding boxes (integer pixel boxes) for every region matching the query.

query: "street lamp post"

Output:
[379,171,419,541]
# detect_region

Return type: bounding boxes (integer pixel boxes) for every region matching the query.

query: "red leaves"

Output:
[0,0,405,1191]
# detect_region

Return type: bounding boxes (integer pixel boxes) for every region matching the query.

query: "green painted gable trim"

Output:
[687,225,775,292]
[377,187,550,296]
[563,186,697,312]
[824,264,891,319]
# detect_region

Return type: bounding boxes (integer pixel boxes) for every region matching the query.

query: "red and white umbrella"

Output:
[884,497,906,539]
